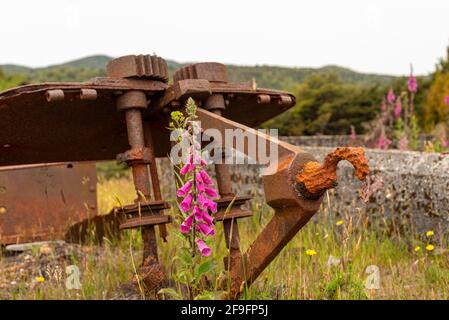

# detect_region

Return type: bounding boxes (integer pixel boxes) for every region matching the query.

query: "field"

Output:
[1,174,448,300]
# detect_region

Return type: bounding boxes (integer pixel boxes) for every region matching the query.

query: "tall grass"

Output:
[1,175,448,299]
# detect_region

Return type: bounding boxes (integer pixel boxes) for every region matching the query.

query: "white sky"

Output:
[0,0,448,76]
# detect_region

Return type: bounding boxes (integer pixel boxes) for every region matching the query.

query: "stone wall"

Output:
[156,136,449,234]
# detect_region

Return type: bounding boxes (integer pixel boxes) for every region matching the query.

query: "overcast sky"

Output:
[1,0,448,75]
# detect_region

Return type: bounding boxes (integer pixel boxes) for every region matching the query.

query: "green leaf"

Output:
[197,259,216,277]
[194,291,215,300]
[158,288,183,300]
[179,247,193,266]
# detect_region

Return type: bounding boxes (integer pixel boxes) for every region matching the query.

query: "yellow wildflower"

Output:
[426,244,435,252]
[414,246,421,252]
[426,230,434,237]
[36,276,45,283]
[306,249,317,256]
[336,220,344,226]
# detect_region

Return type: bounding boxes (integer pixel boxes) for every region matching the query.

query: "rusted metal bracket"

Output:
[196,107,369,299]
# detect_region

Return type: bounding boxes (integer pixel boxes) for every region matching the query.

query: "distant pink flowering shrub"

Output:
[371,65,421,151]
[387,89,396,103]
[377,134,392,150]
[394,98,402,119]
[408,73,418,93]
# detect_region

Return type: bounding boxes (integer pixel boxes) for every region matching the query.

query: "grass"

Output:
[1,174,449,300]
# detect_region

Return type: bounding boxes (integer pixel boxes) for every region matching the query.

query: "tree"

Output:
[264,73,383,135]
[424,45,449,130]
[0,68,26,91]
[424,72,449,130]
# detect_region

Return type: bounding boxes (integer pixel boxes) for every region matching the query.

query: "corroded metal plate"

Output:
[0,79,295,167]
[0,162,97,244]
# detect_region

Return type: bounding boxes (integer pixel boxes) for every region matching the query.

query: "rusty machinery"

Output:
[0,54,369,299]
[0,162,97,245]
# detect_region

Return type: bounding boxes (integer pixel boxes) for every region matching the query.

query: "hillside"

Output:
[0,55,396,89]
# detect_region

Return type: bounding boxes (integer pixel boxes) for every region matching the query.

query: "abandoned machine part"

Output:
[0,53,369,299]
[106,54,169,82]
[0,162,97,245]
[195,107,369,299]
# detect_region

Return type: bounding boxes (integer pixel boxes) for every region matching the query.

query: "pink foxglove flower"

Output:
[387,89,395,103]
[408,73,418,93]
[204,186,219,198]
[192,205,203,220]
[177,181,192,197]
[197,223,215,236]
[399,136,408,151]
[394,99,402,118]
[180,162,194,175]
[198,193,218,213]
[175,98,219,256]
[180,193,193,212]
[199,170,213,185]
[377,135,392,150]
[350,125,356,140]
[180,215,193,234]
[442,138,448,148]
[196,239,211,257]
[202,211,214,225]
[195,171,204,184]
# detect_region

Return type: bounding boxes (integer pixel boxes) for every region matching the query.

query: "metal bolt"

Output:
[257,94,271,104]
[45,89,64,102]
[80,89,98,100]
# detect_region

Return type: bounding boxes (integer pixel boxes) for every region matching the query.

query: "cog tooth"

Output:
[106,54,169,83]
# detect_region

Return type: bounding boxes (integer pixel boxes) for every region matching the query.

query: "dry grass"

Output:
[1,175,449,300]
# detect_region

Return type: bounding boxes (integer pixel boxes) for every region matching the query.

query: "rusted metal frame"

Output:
[0,162,98,245]
[203,94,244,289]
[143,121,168,241]
[197,107,316,298]
[116,90,159,263]
[0,78,167,101]
[152,79,295,114]
[196,108,370,299]
[105,54,171,271]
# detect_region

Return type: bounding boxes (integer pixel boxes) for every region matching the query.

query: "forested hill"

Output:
[0,55,396,89]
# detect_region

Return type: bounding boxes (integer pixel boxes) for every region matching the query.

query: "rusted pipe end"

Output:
[295,147,369,199]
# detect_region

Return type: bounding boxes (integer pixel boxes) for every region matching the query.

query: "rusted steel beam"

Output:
[196,108,369,298]
[117,90,160,261]
[0,162,97,245]
[143,121,168,241]
[106,55,171,292]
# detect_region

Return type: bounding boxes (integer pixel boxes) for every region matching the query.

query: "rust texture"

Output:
[0,53,369,300]
[106,55,169,290]
[0,162,97,244]
[196,108,370,299]
[295,147,369,199]
[107,54,169,82]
